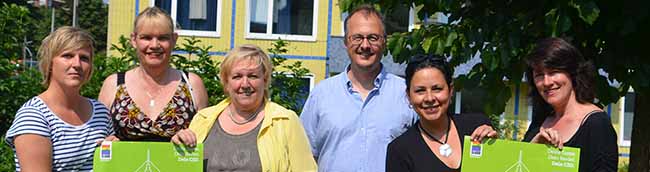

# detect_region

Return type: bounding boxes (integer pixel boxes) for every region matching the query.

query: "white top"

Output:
[5,96,113,171]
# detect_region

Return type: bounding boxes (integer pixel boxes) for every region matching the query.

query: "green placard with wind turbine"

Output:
[93,141,203,172]
[461,136,580,172]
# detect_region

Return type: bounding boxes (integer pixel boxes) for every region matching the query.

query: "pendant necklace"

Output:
[140,67,164,108]
[419,115,453,157]
[145,91,156,107]
[143,81,161,108]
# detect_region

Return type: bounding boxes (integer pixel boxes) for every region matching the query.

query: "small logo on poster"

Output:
[100,141,112,161]
[470,140,482,158]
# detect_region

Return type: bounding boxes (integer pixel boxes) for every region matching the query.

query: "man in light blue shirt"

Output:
[300,4,418,172]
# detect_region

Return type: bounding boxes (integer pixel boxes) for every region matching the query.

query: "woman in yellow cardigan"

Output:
[171,44,317,171]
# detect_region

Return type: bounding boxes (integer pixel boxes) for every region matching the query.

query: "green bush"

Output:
[0,3,31,59]
[268,39,311,113]
[0,3,41,170]
[81,36,137,99]
[619,162,629,172]
[0,138,14,171]
[171,37,225,105]
[0,67,43,171]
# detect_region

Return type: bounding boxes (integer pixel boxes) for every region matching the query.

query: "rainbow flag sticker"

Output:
[470,140,482,157]
[100,141,112,161]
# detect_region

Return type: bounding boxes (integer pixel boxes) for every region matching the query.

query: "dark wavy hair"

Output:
[405,54,454,93]
[525,37,597,123]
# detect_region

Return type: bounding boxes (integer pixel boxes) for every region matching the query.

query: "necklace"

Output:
[419,115,452,157]
[229,105,263,125]
[139,67,166,108]
[145,91,156,107]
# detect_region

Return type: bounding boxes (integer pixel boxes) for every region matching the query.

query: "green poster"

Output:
[93,141,203,172]
[461,136,580,172]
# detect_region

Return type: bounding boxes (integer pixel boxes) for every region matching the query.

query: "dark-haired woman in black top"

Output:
[522,38,618,172]
[386,54,496,172]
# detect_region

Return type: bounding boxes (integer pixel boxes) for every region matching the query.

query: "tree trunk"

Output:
[629,91,650,172]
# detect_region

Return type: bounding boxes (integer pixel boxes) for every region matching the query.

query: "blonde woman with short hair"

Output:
[172,44,317,172]
[5,26,113,171]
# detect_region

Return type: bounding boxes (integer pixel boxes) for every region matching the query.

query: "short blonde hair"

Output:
[133,7,174,33]
[220,44,273,100]
[38,26,95,87]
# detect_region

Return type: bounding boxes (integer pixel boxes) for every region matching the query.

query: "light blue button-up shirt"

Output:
[300,65,418,172]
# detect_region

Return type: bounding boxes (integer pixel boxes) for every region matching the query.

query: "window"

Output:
[154,0,222,37]
[246,0,318,41]
[451,92,461,114]
[457,87,488,114]
[452,87,502,120]
[620,92,635,146]
[271,74,314,111]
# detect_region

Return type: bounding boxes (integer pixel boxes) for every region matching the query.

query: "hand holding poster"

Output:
[93,141,203,172]
[461,136,580,172]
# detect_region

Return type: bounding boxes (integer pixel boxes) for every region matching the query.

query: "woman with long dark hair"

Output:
[523,38,618,172]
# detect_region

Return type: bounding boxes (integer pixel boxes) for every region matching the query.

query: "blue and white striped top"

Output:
[5,96,113,172]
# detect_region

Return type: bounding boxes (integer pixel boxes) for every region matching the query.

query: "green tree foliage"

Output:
[0,68,41,171]
[0,3,31,59]
[74,0,109,51]
[341,0,649,170]
[0,3,44,171]
[28,0,108,52]
[268,39,311,114]
[56,0,108,51]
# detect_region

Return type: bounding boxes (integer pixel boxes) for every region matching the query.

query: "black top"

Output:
[523,111,618,172]
[386,113,492,172]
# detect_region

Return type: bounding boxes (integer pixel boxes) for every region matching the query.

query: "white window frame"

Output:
[339,5,416,37]
[273,73,315,92]
[303,74,315,91]
[244,0,318,41]
[340,12,347,36]
[619,91,634,147]
[150,0,223,38]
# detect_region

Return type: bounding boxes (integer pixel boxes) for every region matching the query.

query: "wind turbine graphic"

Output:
[504,150,530,172]
[134,149,161,172]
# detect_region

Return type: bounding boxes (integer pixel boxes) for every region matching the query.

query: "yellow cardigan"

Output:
[189,98,317,172]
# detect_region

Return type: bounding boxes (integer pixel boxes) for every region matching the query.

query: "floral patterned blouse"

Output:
[110,72,196,141]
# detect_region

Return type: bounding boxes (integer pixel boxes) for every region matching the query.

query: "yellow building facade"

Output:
[108,0,332,85]
[107,0,632,168]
